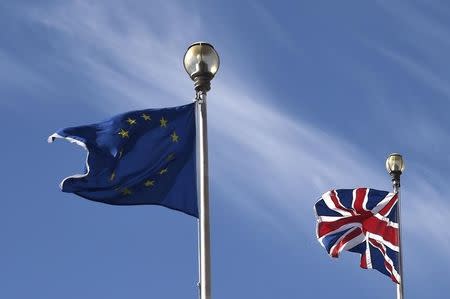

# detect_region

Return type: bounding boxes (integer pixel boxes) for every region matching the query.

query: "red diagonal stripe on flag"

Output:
[330,227,363,257]
[330,190,356,216]
[378,193,398,216]
[369,238,399,284]
[318,215,365,237]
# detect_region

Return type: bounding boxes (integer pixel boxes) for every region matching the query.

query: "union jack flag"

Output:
[314,188,400,284]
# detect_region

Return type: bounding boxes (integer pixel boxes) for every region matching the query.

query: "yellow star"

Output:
[126,118,137,125]
[144,179,155,187]
[141,113,151,121]
[159,168,168,175]
[110,171,116,181]
[122,188,132,196]
[160,117,168,128]
[170,131,179,142]
[118,129,129,138]
[167,153,175,161]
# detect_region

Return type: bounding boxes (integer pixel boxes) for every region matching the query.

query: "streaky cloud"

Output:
[30,0,450,257]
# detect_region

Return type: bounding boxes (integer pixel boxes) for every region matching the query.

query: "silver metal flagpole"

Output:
[196,90,211,299]
[183,42,220,299]
[386,153,405,299]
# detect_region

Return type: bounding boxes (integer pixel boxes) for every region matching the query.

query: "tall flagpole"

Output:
[393,181,404,299]
[196,90,212,299]
[183,42,220,299]
[386,153,405,299]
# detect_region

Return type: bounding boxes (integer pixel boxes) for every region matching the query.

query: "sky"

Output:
[1,0,449,298]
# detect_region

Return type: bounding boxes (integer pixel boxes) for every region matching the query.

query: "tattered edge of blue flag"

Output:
[47,133,90,191]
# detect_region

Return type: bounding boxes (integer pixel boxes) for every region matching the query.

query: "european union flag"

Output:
[48,103,198,217]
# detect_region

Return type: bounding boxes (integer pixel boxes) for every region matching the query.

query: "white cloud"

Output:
[0,50,49,101]
[32,1,450,259]
[375,46,450,99]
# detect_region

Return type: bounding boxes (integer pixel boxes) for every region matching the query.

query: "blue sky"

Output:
[1,0,449,298]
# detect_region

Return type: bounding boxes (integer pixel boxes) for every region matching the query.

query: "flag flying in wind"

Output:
[314,188,400,283]
[48,103,198,217]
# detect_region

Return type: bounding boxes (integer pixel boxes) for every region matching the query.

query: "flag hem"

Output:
[48,133,91,190]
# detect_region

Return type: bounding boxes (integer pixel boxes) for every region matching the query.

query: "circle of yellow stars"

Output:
[113,113,180,197]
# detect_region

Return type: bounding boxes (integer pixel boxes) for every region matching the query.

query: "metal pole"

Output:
[196,90,212,299]
[392,177,404,299]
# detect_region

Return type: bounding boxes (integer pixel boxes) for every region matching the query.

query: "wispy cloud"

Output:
[247,1,300,55]
[0,49,49,102]
[358,1,450,254]
[376,46,450,99]
[373,0,450,99]
[30,1,450,257]
[31,1,379,227]
[29,1,201,111]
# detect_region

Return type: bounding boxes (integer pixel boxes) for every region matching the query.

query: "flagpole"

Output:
[196,90,212,299]
[393,180,404,299]
[386,153,405,299]
[183,42,220,299]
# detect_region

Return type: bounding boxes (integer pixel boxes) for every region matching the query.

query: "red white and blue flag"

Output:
[314,188,400,284]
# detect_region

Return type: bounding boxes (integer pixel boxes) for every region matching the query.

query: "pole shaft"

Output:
[393,181,404,299]
[196,91,212,299]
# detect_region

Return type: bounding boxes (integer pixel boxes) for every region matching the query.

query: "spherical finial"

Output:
[183,42,220,92]
[386,153,405,174]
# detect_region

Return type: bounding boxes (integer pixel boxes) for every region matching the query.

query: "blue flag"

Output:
[48,103,198,217]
